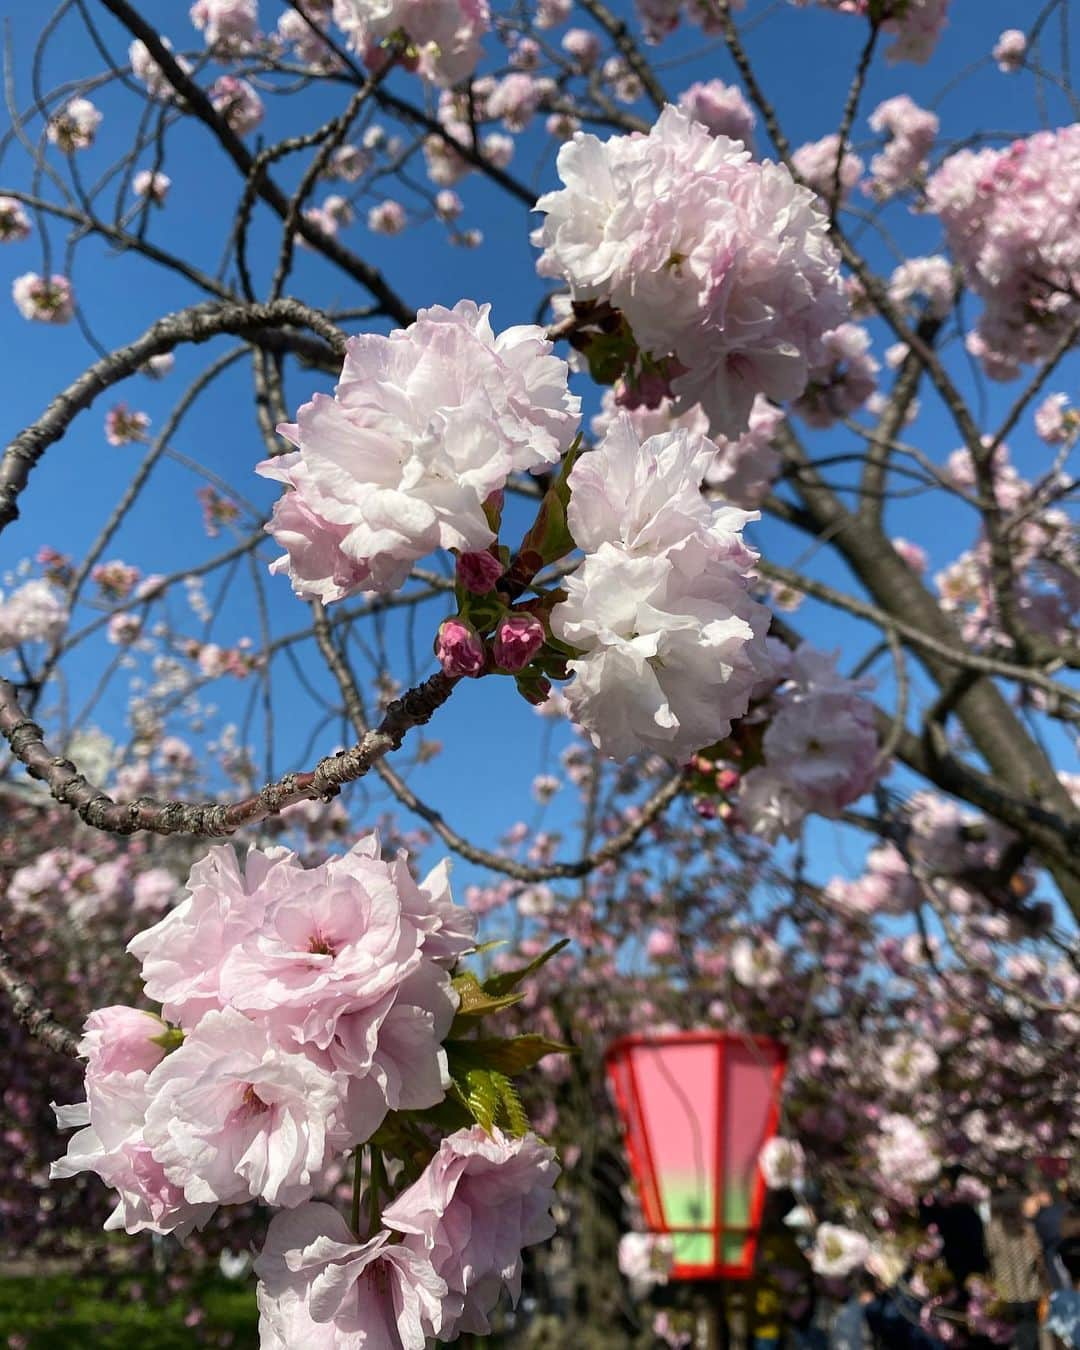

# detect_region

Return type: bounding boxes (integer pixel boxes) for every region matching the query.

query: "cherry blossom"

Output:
[738,645,880,840]
[382,1126,560,1338]
[928,125,1080,378]
[792,133,864,202]
[255,1202,446,1348]
[810,1223,871,1277]
[0,196,32,242]
[12,272,74,323]
[141,1008,349,1208]
[867,95,938,200]
[209,76,265,135]
[676,80,756,145]
[129,37,192,100]
[259,300,579,601]
[105,403,151,446]
[368,199,407,234]
[132,170,171,204]
[533,106,845,437]
[190,0,260,52]
[618,1231,674,1297]
[759,1137,806,1189]
[0,578,69,649]
[46,98,102,153]
[551,415,772,761]
[331,0,490,86]
[993,29,1026,73]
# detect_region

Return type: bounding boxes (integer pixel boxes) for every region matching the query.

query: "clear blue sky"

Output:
[0,0,1075,906]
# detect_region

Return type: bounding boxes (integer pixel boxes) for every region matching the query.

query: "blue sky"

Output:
[0,0,1076,911]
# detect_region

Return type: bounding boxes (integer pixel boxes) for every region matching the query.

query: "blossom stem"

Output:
[351,1147,364,1238]
[368,1146,384,1237]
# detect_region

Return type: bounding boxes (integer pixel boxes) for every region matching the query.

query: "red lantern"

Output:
[605,1030,787,1281]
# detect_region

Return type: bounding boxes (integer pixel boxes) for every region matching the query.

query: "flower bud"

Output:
[435,618,485,678]
[78,1006,169,1077]
[493,614,545,672]
[457,550,505,595]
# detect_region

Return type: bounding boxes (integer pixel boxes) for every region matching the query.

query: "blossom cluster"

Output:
[927,124,1080,379]
[259,300,579,602]
[331,0,490,86]
[737,644,880,840]
[533,106,846,437]
[550,414,773,761]
[51,835,562,1344]
[0,578,68,651]
[12,272,74,324]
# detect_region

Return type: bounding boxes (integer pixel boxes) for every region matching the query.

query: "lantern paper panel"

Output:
[606,1032,787,1281]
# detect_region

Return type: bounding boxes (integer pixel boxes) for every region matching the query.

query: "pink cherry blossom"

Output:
[382,1126,560,1338]
[46,98,102,152]
[129,37,192,101]
[486,73,542,132]
[105,403,151,446]
[141,1007,349,1207]
[792,133,864,202]
[551,416,772,761]
[887,255,956,319]
[759,1137,806,1189]
[927,126,1080,379]
[0,578,69,649]
[132,170,171,204]
[731,934,782,989]
[0,195,32,241]
[738,645,880,840]
[189,0,259,52]
[1034,393,1075,444]
[52,1071,217,1237]
[676,80,756,145]
[331,0,489,86]
[993,28,1026,73]
[705,396,785,508]
[533,106,845,438]
[209,76,264,135]
[368,199,407,234]
[867,95,938,200]
[12,272,74,323]
[255,1202,446,1348]
[561,28,601,69]
[794,322,879,427]
[618,1231,674,1296]
[810,1223,870,1277]
[258,300,579,601]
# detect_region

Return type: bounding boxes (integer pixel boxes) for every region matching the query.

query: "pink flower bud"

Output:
[436,618,485,678]
[457,550,505,595]
[493,613,544,672]
[715,768,740,794]
[78,1006,168,1077]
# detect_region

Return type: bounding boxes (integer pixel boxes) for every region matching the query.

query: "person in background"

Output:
[920,1166,990,1289]
[986,1190,1045,1350]
[1043,1212,1080,1350]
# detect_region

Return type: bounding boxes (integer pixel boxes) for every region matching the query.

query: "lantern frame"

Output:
[605,1030,787,1282]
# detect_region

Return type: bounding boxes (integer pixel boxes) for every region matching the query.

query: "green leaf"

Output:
[460,1068,501,1132]
[150,1026,184,1053]
[482,938,571,998]
[492,1072,530,1137]
[450,971,525,1031]
[446,1034,574,1076]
